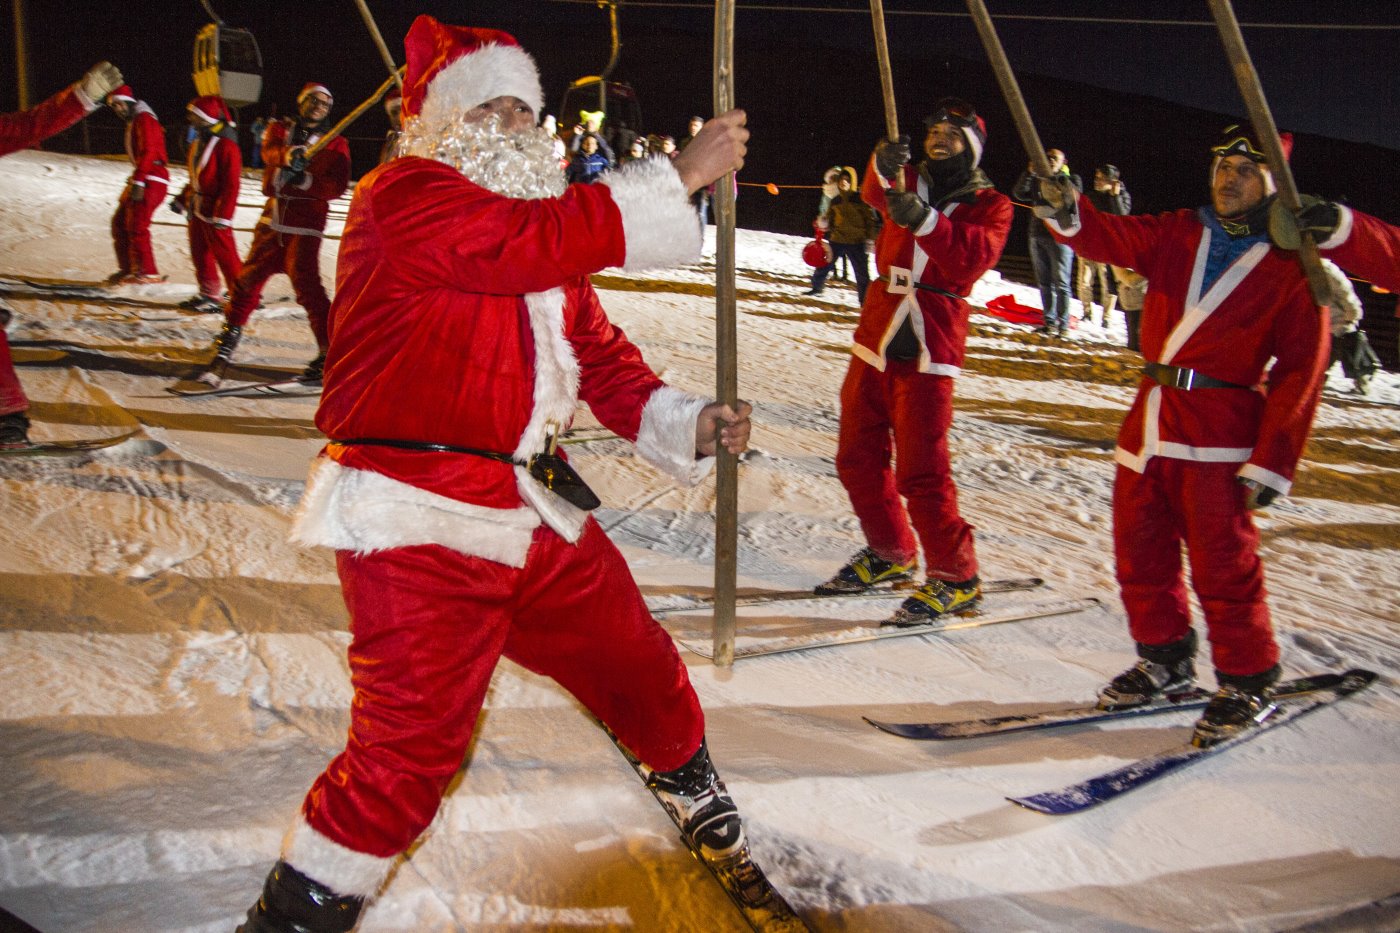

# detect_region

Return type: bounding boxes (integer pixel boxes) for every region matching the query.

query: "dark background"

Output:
[4,1,1397,357]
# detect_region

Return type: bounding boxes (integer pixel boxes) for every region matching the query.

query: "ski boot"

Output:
[1097,630,1197,711]
[300,350,326,384]
[179,293,225,314]
[642,738,746,861]
[887,576,982,627]
[195,323,243,386]
[0,412,31,449]
[1191,666,1280,748]
[116,272,166,285]
[814,546,916,596]
[236,860,364,933]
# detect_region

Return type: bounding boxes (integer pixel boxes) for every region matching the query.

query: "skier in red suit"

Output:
[199,82,351,383]
[816,99,1012,625]
[171,96,241,310]
[0,62,123,449]
[234,17,751,932]
[1036,125,1341,747]
[104,85,169,284]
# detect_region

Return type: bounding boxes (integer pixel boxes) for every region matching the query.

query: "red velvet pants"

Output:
[1114,459,1277,678]
[187,217,241,299]
[111,183,164,276]
[226,225,331,348]
[301,519,705,858]
[835,357,977,582]
[0,327,26,416]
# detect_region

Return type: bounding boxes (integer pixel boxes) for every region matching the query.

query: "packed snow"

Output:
[1,151,1397,933]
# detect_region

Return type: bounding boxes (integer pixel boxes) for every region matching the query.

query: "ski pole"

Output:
[869,0,904,192]
[1205,0,1332,309]
[711,0,739,667]
[963,0,1053,178]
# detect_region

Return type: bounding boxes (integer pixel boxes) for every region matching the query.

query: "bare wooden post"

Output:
[711,0,739,667]
[963,0,1052,177]
[1206,0,1332,309]
[869,0,904,192]
[352,0,405,93]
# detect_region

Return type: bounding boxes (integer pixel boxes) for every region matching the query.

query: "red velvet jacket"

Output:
[180,131,241,226]
[857,159,1012,375]
[258,118,351,236]
[1319,206,1400,293]
[123,105,169,189]
[0,85,91,158]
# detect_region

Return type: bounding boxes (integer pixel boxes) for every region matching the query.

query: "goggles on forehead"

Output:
[924,98,977,129]
[1212,134,1267,163]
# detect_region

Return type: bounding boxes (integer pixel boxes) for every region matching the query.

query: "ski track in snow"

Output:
[1,151,1398,932]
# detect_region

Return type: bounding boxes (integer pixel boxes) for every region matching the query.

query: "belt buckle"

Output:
[1173,368,1195,390]
[888,266,913,295]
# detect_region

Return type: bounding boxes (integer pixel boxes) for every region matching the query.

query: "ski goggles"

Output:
[1211,129,1267,163]
[924,98,978,129]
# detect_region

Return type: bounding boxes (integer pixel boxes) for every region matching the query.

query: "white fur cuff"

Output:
[600,157,703,271]
[635,385,713,486]
[284,814,396,898]
[1238,462,1291,497]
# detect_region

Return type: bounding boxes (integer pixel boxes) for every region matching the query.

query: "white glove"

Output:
[79,62,123,105]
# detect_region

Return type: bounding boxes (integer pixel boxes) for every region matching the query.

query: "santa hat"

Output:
[187,95,234,128]
[106,85,136,106]
[400,15,544,125]
[1211,123,1293,195]
[298,83,333,106]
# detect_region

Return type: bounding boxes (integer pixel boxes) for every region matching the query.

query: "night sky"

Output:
[3,1,1397,237]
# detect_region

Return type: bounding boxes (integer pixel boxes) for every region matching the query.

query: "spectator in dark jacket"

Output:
[565,132,610,184]
[1012,149,1081,336]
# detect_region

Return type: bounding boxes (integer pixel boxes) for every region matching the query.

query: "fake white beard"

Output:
[396,113,567,200]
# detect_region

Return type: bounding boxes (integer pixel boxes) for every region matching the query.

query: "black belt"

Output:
[885,274,965,302]
[329,437,600,511]
[1144,362,1252,391]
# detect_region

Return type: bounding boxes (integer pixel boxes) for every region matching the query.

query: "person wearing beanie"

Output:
[1034,122,1332,748]
[234,16,750,932]
[0,62,122,450]
[187,82,351,385]
[1013,149,1083,336]
[170,95,242,312]
[815,98,1012,625]
[104,84,169,285]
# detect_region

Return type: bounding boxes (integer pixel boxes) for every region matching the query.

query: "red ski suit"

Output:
[111,104,169,277]
[837,159,1011,581]
[0,84,95,417]
[1318,205,1400,293]
[282,154,714,895]
[1048,198,1330,677]
[177,128,241,298]
[225,119,351,346]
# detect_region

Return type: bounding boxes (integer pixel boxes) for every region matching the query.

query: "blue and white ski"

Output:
[1008,669,1377,815]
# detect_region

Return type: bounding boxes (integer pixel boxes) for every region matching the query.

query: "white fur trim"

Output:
[1318,204,1353,250]
[284,813,396,898]
[291,458,540,567]
[1238,461,1291,497]
[599,157,703,271]
[419,43,543,130]
[635,386,713,486]
[912,208,939,238]
[515,289,580,460]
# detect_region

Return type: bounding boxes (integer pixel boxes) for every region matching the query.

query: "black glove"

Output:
[874,136,911,182]
[169,197,185,215]
[277,167,307,189]
[1268,195,1341,250]
[1238,477,1278,510]
[130,185,145,204]
[287,147,309,174]
[886,190,932,231]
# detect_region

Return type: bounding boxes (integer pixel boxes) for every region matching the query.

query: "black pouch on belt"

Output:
[528,452,601,511]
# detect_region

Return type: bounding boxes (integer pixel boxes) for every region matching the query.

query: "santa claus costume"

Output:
[176,96,241,304]
[105,85,169,283]
[1314,205,1400,294]
[821,101,1011,617]
[1042,127,1333,744]
[215,83,351,379]
[236,17,748,932]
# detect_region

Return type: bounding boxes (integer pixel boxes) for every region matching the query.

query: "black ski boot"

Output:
[814,546,916,595]
[1192,665,1281,748]
[1097,630,1198,711]
[0,411,31,449]
[236,860,364,933]
[300,350,326,384]
[197,322,243,386]
[644,738,746,861]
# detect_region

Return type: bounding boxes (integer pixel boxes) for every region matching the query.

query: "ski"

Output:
[607,735,811,932]
[676,596,1098,661]
[0,430,138,457]
[649,576,1043,616]
[1008,668,1378,815]
[0,277,109,299]
[167,376,321,398]
[865,687,1213,740]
